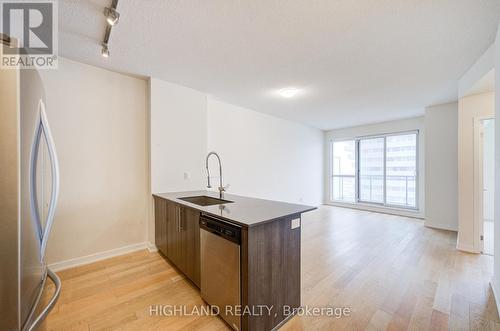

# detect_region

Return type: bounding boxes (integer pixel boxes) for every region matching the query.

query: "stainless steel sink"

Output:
[178,195,233,206]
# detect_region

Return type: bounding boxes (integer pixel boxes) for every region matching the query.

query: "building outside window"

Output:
[331,131,418,209]
[331,140,356,202]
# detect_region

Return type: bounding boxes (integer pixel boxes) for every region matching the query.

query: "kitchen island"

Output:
[153,191,316,331]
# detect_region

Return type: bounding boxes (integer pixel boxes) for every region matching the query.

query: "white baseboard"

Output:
[456,241,478,253]
[48,242,150,272]
[424,222,458,232]
[324,202,424,220]
[147,241,158,253]
[491,279,500,319]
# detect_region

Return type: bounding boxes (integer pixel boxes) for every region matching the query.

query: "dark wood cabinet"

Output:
[153,196,167,255]
[154,198,201,288]
[180,206,201,287]
[241,215,301,331]
[165,201,182,267]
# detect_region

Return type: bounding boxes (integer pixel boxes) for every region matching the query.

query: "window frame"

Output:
[330,130,419,211]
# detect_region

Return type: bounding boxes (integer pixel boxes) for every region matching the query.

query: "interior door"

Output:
[474,118,485,253]
[475,118,496,255]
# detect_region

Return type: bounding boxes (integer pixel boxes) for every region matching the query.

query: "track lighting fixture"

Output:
[101,1,119,58]
[101,43,109,58]
[104,7,120,26]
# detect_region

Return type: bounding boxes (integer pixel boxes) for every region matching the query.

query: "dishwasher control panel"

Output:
[200,214,241,245]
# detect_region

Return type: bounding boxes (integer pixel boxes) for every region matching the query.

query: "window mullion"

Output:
[355,139,359,203]
[383,136,387,206]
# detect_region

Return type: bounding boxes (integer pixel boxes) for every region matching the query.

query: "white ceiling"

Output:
[58,0,500,130]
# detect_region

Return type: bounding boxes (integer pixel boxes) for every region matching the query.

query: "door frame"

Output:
[473,117,494,253]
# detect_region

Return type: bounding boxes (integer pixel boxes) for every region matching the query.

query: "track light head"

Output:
[101,43,109,58]
[104,7,120,26]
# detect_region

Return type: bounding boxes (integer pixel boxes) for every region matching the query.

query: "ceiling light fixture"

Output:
[279,87,300,98]
[101,43,110,58]
[104,7,120,26]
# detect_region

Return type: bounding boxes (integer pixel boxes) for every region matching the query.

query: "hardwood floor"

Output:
[44,206,498,330]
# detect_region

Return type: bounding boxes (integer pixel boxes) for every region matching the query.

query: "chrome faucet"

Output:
[205,151,228,199]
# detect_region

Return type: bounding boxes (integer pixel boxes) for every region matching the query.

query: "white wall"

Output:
[424,102,459,231]
[39,58,149,265]
[324,117,425,218]
[207,98,324,206]
[149,78,207,194]
[457,92,495,252]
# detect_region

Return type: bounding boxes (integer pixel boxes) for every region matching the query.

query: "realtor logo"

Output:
[1,0,58,69]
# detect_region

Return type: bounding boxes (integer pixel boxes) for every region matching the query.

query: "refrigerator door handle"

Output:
[38,100,60,262]
[29,101,45,247]
[29,99,60,261]
[24,269,61,331]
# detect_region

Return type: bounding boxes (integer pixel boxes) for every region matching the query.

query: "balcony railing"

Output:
[332,175,416,207]
[332,175,355,201]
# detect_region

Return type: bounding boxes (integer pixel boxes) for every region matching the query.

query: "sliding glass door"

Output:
[358,137,385,203]
[385,134,417,208]
[331,140,356,202]
[331,131,418,210]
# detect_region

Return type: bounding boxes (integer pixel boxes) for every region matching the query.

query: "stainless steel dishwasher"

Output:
[200,214,241,331]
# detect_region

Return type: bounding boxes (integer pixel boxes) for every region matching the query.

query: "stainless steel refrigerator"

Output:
[0,38,61,331]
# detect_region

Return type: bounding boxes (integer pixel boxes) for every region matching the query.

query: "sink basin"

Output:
[178,195,233,206]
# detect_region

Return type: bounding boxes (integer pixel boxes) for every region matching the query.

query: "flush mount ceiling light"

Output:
[101,43,110,58]
[104,7,120,26]
[279,87,300,98]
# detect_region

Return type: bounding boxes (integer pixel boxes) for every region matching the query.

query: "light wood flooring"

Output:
[43,206,498,330]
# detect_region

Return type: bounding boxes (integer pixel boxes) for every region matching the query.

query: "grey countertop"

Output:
[153,190,316,227]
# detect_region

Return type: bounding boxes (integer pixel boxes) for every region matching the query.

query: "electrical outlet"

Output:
[183,172,190,180]
[291,218,301,229]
